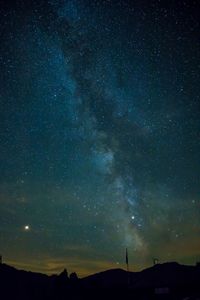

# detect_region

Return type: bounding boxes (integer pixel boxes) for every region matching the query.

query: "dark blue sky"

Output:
[0,0,200,276]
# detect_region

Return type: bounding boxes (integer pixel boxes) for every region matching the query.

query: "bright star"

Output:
[24,225,30,231]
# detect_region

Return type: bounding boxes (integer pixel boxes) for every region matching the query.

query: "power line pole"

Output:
[126,248,129,272]
[126,248,130,287]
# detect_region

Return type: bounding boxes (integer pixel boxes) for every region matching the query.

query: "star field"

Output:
[0,0,200,277]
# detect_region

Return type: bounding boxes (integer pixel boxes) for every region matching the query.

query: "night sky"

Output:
[0,0,200,277]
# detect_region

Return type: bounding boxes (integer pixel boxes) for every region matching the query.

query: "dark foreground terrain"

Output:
[0,262,200,299]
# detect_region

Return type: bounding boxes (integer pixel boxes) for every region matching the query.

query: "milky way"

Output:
[0,0,200,277]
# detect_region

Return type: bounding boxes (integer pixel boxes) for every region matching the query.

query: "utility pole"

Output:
[126,248,129,271]
[126,248,130,287]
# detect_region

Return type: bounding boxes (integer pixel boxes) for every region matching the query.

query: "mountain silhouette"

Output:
[81,268,134,288]
[133,262,200,288]
[0,262,200,299]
